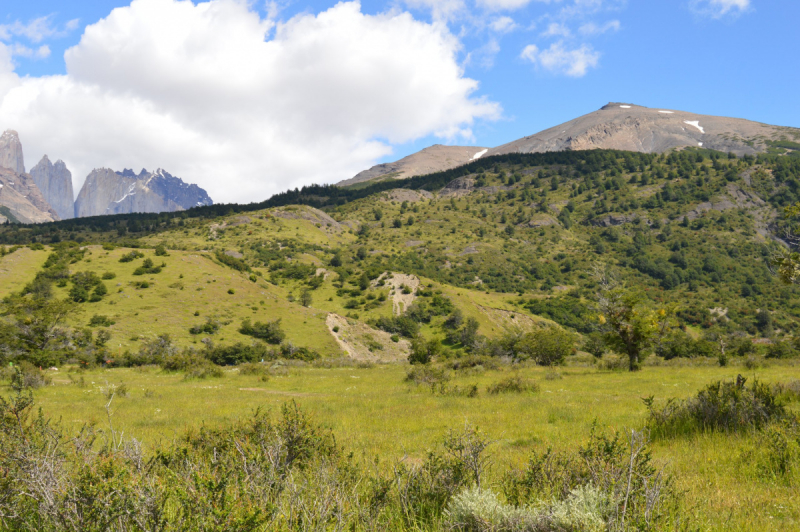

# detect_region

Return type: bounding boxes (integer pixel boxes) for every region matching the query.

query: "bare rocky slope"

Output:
[30,155,75,220]
[349,103,800,187]
[338,144,488,187]
[75,168,213,218]
[488,102,796,156]
[0,167,59,224]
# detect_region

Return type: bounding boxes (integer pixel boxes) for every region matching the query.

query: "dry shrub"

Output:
[238,362,270,376]
[486,375,539,395]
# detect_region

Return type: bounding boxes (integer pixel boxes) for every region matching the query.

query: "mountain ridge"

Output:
[346,103,800,187]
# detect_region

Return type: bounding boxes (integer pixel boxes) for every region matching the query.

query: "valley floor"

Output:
[21,361,800,531]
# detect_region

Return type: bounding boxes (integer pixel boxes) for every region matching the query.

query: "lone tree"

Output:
[300,288,313,308]
[594,266,670,371]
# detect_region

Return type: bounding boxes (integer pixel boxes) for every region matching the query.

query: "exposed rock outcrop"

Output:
[75,168,213,218]
[338,145,488,187]
[438,177,475,197]
[0,130,24,174]
[0,167,59,223]
[30,155,74,220]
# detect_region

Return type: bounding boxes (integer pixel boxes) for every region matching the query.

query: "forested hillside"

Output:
[3,148,800,366]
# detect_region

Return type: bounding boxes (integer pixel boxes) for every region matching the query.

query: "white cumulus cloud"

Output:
[541,22,572,37]
[0,0,499,204]
[578,19,620,35]
[690,0,751,18]
[520,40,599,77]
[489,16,518,33]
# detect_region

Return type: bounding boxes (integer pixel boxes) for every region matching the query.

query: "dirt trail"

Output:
[326,313,409,362]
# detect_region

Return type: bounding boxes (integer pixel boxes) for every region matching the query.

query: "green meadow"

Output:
[21,360,800,531]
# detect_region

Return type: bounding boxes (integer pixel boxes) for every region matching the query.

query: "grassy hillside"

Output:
[3,148,800,359]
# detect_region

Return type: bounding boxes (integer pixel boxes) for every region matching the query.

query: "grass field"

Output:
[19,360,800,531]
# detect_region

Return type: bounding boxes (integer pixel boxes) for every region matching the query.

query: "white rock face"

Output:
[74,167,213,218]
[30,155,75,220]
[0,130,25,174]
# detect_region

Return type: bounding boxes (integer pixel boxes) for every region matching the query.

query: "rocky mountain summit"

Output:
[0,130,25,175]
[30,156,74,220]
[0,129,213,222]
[74,167,213,218]
[350,103,800,187]
[487,103,794,156]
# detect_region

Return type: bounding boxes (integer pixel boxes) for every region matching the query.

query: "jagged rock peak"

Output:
[0,129,25,174]
[30,154,75,220]
[116,168,148,178]
[75,167,213,218]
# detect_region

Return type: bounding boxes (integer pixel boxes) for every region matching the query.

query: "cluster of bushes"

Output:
[133,257,164,275]
[107,330,320,372]
[118,250,144,262]
[215,250,250,272]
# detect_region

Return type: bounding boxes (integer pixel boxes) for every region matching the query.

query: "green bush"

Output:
[645,375,792,437]
[239,318,285,344]
[486,375,538,395]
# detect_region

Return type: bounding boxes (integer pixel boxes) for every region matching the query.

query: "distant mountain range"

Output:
[3,102,799,224]
[0,130,213,224]
[341,103,800,186]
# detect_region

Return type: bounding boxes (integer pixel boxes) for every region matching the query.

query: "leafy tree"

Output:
[300,288,313,308]
[409,335,440,365]
[0,295,78,366]
[594,268,669,371]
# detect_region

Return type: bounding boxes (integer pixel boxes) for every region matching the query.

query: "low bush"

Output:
[645,375,792,438]
[8,363,51,390]
[238,362,270,376]
[501,427,681,531]
[405,365,450,389]
[486,375,538,395]
[88,314,115,327]
[239,318,285,344]
[449,355,502,372]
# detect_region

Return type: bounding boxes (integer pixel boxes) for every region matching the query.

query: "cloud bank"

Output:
[0,0,499,204]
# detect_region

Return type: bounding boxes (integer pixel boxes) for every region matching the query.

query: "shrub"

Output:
[215,251,250,272]
[495,327,573,365]
[189,319,220,335]
[154,244,169,256]
[449,355,502,372]
[9,363,51,389]
[645,375,792,437]
[239,318,285,344]
[204,342,271,366]
[88,314,115,327]
[502,427,681,530]
[405,365,450,389]
[486,375,538,395]
[238,362,270,377]
[409,336,440,365]
[101,272,116,280]
[119,250,144,263]
[766,341,797,359]
[133,258,163,275]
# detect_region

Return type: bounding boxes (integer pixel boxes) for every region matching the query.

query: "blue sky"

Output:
[0,0,796,202]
